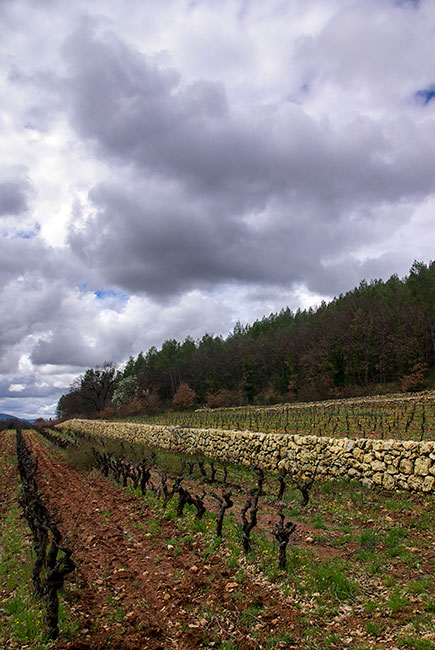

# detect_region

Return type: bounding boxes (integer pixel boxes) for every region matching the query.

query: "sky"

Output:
[1,0,434,420]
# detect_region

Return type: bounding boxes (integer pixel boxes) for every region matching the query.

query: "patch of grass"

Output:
[384,526,407,551]
[308,558,358,601]
[384,575,397,588]
[359,528,377,550]
[424,599,435,613]
[146,518,162,535]
[311,514,327,529]
[215,641,241,650]
[385,497,412,512]
[264,630,296,647]
[320,482,333,495]
[226,549,241,569]
[363,599,377,614]
[388,587,409,614]
[0,483,78,648]
[365,619,386,636]
[235,569,245,583]
[355,549,382,574]
[339,523,352,534]
[408,576,433,594]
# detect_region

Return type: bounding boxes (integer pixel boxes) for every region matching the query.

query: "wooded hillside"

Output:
[57,261,435,418]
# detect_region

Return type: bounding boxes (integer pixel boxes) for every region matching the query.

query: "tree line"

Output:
[56,260,435,419]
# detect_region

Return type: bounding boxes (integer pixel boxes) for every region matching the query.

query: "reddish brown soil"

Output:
[24,432,302,649]
[0,434,17,516]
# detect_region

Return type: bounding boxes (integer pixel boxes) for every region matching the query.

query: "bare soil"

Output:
[24,432,302,649]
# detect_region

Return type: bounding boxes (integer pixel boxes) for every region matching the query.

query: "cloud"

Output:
[61,24,435,301]
[0,167,34,217]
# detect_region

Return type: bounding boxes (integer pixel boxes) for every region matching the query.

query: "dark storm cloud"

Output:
[62,25,435,199]
[0,377,59,399]
[63,25,272,196]
[0,173,34,217]
[67,178,391,300]
[31,324,132,368]
[61,25,435,300]
[0,235,83,291]
[31,330,107,367]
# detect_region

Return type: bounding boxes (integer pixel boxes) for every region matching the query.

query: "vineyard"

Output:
[1,415,434,649]
[130,392,435,442]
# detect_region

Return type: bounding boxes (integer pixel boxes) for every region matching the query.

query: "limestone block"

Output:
[422,476,434,492]
[414,457,431,476]
[383,473,396,490]
[407,475,424,491]
[372,472,383,485]
[420,442,434,455]
[401,440,418,451]
[371,460,386,472]
[399,459,413,474]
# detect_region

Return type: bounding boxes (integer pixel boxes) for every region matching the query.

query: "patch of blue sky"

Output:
[95,289,129,312]
[415,86,435,105]
[1,223,40,239]
[76,284,129,311]
[94,288,130,311]
[95,288,117,299]
[14,222,41,239]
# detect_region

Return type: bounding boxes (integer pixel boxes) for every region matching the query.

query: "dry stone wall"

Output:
[58,419,435,493]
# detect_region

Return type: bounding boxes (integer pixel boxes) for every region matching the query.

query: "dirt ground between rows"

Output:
[23,432,304,649]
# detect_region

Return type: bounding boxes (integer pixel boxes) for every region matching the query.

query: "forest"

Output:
[56,260,435,419]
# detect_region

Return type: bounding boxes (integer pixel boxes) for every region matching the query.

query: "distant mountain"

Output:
[0,413,28,423]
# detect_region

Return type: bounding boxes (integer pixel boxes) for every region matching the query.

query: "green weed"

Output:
[308,558,358,601]
[365,619,386,636]
[359,528,377,550]
[388,588,409,614]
